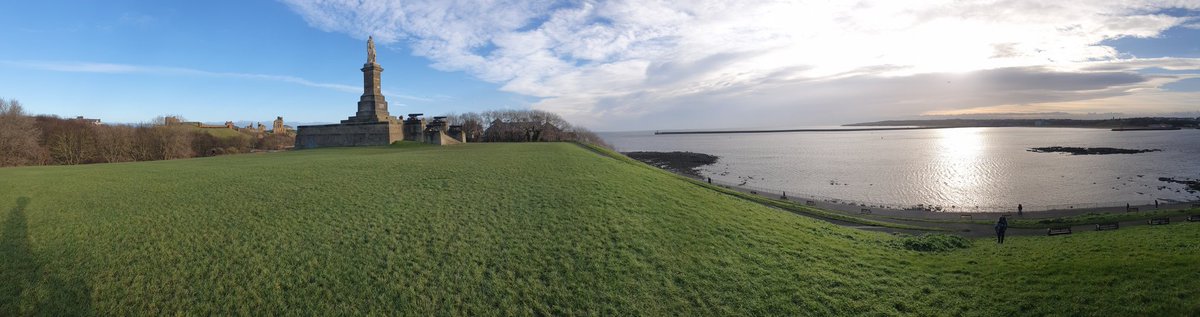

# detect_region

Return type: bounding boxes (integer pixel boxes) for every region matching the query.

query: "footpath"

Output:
[694,176,1199,238]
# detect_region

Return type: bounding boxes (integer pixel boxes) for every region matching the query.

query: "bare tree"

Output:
[94,124,135,163]
[0,98,46,166]
[442,109,608,147]
[47,125,94,165]
[160,125,194,159]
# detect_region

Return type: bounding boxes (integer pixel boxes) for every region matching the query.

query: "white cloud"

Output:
[0,60,433,101]
[282,0,1200,129]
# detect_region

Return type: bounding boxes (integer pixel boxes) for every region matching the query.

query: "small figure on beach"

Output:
[1017,204,1023,216]
[1126,203,1130,212]
[995,216,1008,244]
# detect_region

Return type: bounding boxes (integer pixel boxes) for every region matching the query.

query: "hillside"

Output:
[1,143,1197,315]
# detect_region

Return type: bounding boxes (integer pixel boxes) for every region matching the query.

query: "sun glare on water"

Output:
[933,128,988,204]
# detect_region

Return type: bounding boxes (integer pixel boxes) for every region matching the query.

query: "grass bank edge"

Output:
[573,142,946,232]
[878,207,1200,229]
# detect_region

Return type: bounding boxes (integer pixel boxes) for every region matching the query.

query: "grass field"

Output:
[1,142,1198,315]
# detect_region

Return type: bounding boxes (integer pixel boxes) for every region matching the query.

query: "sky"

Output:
[1,1,1199,131]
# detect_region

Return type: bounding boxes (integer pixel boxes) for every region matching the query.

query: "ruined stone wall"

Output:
[423,130,463,145]
[294,121,404,149]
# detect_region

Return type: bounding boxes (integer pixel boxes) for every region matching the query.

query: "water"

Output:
[601,127,1200,212]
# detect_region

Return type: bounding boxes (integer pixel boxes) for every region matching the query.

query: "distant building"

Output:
[73,116,101,125]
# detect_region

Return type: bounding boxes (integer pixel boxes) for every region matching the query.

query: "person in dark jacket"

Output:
[995,216,1009,244]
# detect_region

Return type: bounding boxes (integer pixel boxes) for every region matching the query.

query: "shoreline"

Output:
[693,172,1200,237]
[621,150,1200,237]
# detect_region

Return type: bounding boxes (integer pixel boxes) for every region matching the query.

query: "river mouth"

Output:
[603,128,1200,212]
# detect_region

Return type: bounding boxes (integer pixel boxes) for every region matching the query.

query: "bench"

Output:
[1148,218,1170,225]
[1095,223,1119,231]
[1047,227,1072,236]
[860,208,871,214]
[959,214,972,220]
[1188,215,1200,222]
[805,200,815,206]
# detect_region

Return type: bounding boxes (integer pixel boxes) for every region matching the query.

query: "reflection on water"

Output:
[601,127,1200,212]
[935,128,984,203]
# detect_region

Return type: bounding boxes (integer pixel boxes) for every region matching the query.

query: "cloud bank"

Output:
[283,0,1200,129]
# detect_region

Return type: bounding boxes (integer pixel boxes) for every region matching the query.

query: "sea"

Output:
[600,127,1200,212]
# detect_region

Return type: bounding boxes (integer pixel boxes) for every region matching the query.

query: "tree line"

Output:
[0,98,293,167]
[1,99,611,168]
[441,109,609,147]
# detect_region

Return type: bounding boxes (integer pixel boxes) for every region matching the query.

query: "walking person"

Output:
[1017,204,1023,216]
[995,215,1009,244]
[1155,200,1159,209]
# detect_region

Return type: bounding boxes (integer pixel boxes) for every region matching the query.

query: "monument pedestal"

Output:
[294,119,403,149]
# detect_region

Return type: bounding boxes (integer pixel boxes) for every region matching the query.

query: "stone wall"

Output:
[294,120,404,149]
[423,130,463,145]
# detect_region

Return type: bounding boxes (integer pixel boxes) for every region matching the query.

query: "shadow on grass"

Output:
[1,197,92,316]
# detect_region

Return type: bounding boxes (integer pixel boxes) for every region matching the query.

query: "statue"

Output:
[367,36,376,64]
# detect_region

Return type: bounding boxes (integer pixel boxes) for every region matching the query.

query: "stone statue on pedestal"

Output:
[367,36,376,64]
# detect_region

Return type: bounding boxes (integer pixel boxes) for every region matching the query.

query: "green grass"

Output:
[1006,208,1200,228]
[1,143,1197,315]
[192,126,246,139]
[879,208,1200,229]
[578,143,944,231]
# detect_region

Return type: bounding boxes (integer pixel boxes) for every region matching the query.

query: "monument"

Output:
[294,36,406,149]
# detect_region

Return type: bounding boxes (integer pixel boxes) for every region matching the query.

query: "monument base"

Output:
[294,119,404,149]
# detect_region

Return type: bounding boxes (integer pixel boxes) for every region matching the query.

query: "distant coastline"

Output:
[654,126,947,135]
[652,117,1199,135]
[845,117,1199,129]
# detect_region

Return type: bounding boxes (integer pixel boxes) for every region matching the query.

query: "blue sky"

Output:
[2,1,1199,130]
[0,0,531,126]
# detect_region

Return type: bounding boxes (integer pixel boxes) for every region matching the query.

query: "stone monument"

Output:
[294,36,405,149]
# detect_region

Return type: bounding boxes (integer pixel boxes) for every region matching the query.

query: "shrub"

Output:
[891,234,972,252]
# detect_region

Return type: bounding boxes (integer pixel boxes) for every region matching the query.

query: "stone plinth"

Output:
[343,63,390,123]
[295,119,403,149]
[402,114,426,142]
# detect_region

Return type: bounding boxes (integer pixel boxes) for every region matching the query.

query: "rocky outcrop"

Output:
[1028,146,1161,155]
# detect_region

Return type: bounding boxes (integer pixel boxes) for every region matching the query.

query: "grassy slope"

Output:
[0,143,1196,315]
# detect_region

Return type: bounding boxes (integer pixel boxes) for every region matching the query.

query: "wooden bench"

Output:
[1188,215,1200,222]
[805,200,815,206]
[1148,218,1170,225]
[860,208,871,214]
[1047,227,1072,236]
[1095,223,1119,231]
